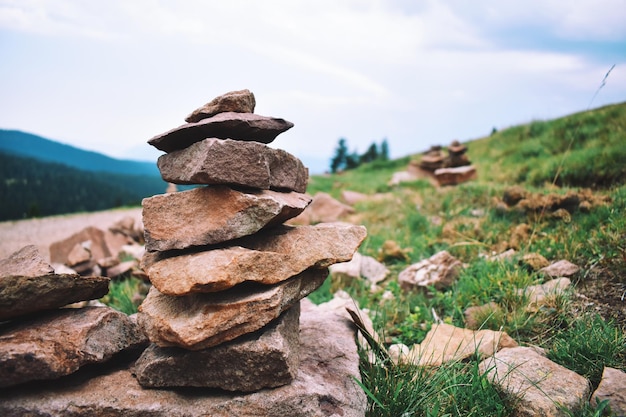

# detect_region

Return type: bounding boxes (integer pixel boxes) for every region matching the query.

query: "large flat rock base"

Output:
[0,300,366,417]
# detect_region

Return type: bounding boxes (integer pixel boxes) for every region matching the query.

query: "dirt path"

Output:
[0,208,143,262]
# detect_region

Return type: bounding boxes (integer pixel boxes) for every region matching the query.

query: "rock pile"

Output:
[0,245,147,387]
[134,89,367,392]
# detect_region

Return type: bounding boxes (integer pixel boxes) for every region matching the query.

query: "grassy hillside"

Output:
[103,102,625,416]
[303,102,626,416]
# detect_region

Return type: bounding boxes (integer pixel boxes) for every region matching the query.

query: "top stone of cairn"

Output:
[185,89,256,123]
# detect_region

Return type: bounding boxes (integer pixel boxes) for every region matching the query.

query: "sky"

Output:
[1,1,625,174]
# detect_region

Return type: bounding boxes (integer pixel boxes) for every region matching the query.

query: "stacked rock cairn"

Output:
[133,89,367,392]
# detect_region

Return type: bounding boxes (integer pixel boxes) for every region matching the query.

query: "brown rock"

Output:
[0,247,110,321]
[134,303,300,391]
[591,367,626,417]
[398,250,462,291]
[0,306,148,387]
[289,192,355,225]
[0,245,53,278]
[105,260,137,278]
[142,223,366,295]
[434,165,476,186]
[521,252,550,271]
[66,242,91,266]
[540,259,580,277]
[147,112,294,153]
[185,89,256,122]
[142,186,311,251]
[480,346,591,417]
[0,301,366,417]
[519,277,571,312]
[329,252,389,286]
[395,323,517,366]
[50,226,113,269]
[137,268,328,350]
[157,138,308,192]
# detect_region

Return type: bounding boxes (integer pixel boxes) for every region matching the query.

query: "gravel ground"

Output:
[0,208,143,262]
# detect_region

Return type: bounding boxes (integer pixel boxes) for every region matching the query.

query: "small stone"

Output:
[105,260,137,278]
[142,186,311,251]
[137,268,328,350]
[67,242,91,266]
[288,192,355,225]
[148,112,294,153]
[519,278,571,312]
[398,250,462,291]
[157,138,308,192]
[185,89,256,122]
[480,346,591,417]
[399,323,517,366]
[133,303,300,391]
[540,259,580,277]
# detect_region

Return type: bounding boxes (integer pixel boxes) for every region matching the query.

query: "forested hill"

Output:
[0,129,159,176]
[0,151,168,221]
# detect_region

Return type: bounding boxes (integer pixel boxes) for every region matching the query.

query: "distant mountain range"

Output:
[0,129,160,176]
[0,129,171,221]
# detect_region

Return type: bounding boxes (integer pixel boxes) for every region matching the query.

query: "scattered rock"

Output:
[67,241,91,266]
[288,192,355,225]
[388,170,418,186]
[142,186,311,251]
[147,112,294,153]
[398,250,462,291]
[329,252,389,286]
[341,190,370,205]
[0,245,53,278]
[157,138,308,192]
[105,260,137,278]
[393,323,517,366]
[0,306,148,388]
[540,259,580,278]
[185,89,256,122]
[520,277,571,312]
[49,226,123,271]
[133,303,300,391]
[591,367,626,417]
[480,346,591,417]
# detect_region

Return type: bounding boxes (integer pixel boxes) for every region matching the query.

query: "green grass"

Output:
[304,102,626,416]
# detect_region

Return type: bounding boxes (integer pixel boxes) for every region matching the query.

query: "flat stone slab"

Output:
[0,300,366,417]
[157,138,308,192]
[142,185,311,252]
[148,112,294,153]
[142,223,366,295]
[137,268,328,350]
[0,245,110,321]
[134,303,300,392]
[0,306,148,387]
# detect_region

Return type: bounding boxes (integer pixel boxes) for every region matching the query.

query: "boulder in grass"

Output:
[398,250,462,292]
[147,112,294,153]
